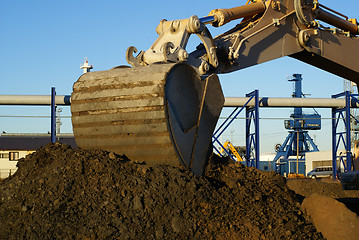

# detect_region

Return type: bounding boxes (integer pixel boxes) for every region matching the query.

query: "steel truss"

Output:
[212,90,260,168]
[332,91,359,179]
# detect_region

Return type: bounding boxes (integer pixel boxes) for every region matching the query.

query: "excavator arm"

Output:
[71,0,359,175]
[127,0,359,82]
[210,0,359,83]
[220,141,244,162]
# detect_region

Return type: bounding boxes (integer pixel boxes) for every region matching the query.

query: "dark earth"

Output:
[0,143,356,239]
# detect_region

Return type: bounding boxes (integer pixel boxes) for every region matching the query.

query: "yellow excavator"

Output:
[220,141,244,162]
[71,0,359,175]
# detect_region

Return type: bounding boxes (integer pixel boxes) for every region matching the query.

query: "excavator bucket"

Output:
[71,63,224,175]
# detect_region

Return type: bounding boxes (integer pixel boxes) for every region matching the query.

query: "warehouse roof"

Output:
[0,133,77,150]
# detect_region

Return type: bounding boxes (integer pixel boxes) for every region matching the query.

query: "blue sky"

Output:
[1,0,358,153]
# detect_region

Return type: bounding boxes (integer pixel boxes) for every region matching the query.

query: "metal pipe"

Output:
[0,95,357,108]
[296,131,299,174]
[51,87,56,144]
[199,16,215,25]
[208,1,266,27]
[0,95,71,105]
[316,8,358,35]
[318,3,348,20]
[224,97,359,108]
[1,133,74,136]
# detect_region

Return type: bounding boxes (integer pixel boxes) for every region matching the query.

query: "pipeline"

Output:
[0,95,357,108]
[0,95,71,106]
[224,97,358,108]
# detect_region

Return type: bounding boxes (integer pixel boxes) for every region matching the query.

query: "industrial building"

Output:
[0,133,76,178]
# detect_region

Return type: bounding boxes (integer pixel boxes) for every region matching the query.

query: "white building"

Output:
[305,151,332,175]
[0,133,76,179]
[259,152,276,171]
[0,150,34,178]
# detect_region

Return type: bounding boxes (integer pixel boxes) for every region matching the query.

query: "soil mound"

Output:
[287,178,359,198]
[0,143,323,239]
[302,193,359,240]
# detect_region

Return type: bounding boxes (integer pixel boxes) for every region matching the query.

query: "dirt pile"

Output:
[301,193,359,240]
[287,178,359,215]
[0,143,323,239]
[287,178,359,199]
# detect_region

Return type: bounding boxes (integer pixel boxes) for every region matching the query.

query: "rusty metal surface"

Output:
[71,63,178,166]
[165,65,224,174]
[71,63,224,175]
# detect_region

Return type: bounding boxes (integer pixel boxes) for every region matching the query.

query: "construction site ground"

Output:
[1,143,359,239]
